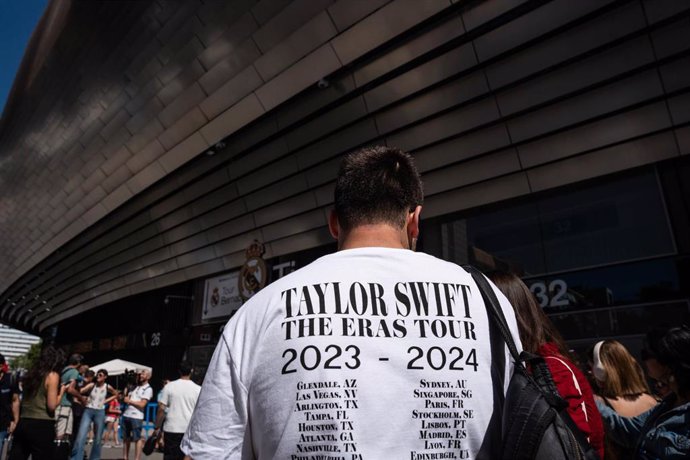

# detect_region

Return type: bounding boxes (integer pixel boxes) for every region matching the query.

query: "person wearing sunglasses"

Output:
[71,369,118,460]
[596,326,690,459]
[641,347,673,399]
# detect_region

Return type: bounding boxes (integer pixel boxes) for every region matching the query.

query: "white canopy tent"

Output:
[89,359,152,376]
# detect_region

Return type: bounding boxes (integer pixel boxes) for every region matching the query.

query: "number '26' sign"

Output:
[529,279,570,308]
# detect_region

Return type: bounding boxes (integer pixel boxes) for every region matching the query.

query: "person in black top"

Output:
[0,353,19,454]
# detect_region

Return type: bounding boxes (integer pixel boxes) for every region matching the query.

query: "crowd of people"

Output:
[489,271,690,459]
[0,352,200,460]
[181,146,689,459]
[2,146,689,459]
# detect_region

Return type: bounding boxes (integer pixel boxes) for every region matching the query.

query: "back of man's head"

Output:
[68,353,83,366]
[178,361,193,377]
[334,146,423,231]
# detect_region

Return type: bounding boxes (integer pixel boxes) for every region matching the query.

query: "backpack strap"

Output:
[475,273,507,460]
[463,266,521,363]
[465,265,516,459]
[529,355,569,410]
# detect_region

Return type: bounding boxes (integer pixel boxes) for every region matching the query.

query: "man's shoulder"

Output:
[223,249,471,333]
[175,379,201,392]
[61,367,78,380]
[269,249,466,279]
[139,383,152,394]
[409,250,467,270]
[235,250,468,304]
[167,379,189,390]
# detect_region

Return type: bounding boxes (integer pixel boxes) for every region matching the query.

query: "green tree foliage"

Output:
[11,341,41,370]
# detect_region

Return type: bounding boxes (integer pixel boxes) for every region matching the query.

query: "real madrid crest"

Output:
[239,240,267,301]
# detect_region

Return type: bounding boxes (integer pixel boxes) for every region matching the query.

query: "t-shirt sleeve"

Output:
[61,368,78,384]
[142,386,153,401]
[181,334,249,459]
[158,386,169,406]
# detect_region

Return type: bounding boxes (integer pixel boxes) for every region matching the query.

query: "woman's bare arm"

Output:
[45,371,61,414]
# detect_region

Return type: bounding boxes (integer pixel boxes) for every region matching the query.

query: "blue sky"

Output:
[0,0,49,117]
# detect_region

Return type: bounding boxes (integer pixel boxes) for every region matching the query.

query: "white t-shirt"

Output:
[86,383,111,410]
[123,383,152,420]
[182,248,521,459]
[159,379,201,433]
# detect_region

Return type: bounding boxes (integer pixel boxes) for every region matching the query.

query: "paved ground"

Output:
[89,443,163,459]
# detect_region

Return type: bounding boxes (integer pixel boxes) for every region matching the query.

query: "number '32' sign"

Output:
[528,279,569,308]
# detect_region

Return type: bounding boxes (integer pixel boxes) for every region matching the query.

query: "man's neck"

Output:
[339,224,409,251]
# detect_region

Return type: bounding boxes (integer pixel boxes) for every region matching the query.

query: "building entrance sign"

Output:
[202,272,242,321]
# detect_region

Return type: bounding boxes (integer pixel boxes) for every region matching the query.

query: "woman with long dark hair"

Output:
[9,344,67,460]
[488,271,605,459]
[71,368,118,460]
[597,326,690,458]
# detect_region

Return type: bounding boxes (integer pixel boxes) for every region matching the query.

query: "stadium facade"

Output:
[1,0,689,379]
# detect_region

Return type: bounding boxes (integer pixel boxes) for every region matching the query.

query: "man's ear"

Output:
[407,205,422,240]
[328,209,340,240]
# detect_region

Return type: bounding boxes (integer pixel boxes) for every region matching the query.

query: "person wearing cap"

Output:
[0,353,19,454]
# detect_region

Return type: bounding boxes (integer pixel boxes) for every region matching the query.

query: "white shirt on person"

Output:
[182,247,522,459]
[159,379,201,433]
[123,383,152,420]
[85,383,111,410]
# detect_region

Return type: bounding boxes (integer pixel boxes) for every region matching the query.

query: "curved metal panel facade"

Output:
[1,0,689,333]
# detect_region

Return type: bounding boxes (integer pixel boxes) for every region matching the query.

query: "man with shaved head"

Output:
[122,369,152,460]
